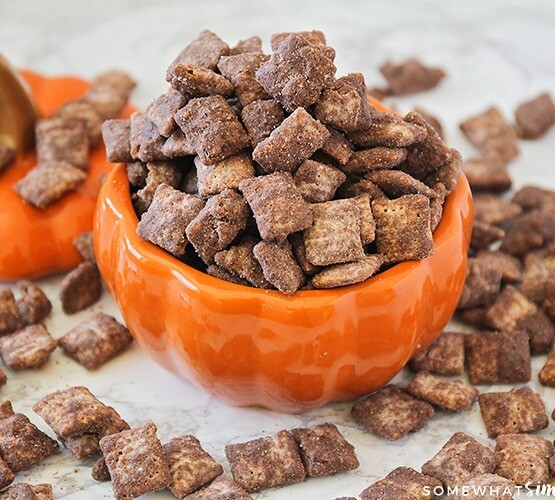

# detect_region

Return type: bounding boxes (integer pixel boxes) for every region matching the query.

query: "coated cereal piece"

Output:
[320,126,353,165]
[168,29,230,72]
[515,92,555,139]
[218,53,271,106]
[0,483,53,500]
[256,32,336,112]
[35,118,89,170]
[195,153,255,197]
[145,89,188,137]
[13,161,87,209]
[421,432,496,488]
[100,423,171,500]
[240,99,284,146]
[379,59,445,95]
[422,148,462,192]
[135,161,183,210]
[0,401,13,418]
[462,158,512,193]
[270,30,327,50]
[351,385,434,440]
[0,324,57,370]
[410,331,465,376]
[253,240,304,295]
[54,100,103,145]
[445,473,515,500]
[214,236,272,289]
[175,95,250,164]
[163,435,223,498]
[0,368,6,387]
[230,36,263,55]
[365,169,435,199]
[92,457,110,481]
[136,117,168,163]
[206,265,251,286]
[293,159,346,203]
[406,371,478,411]
[479,387,548,438]
[466,330,531,385]
[291,423,359,477]
[185,476,253,500]
[162,129,196,158]
[470,220,505,250]
[458,256,503,309]
[495,434,553,486]
[360,466,441,500]
[485,285,555,354]
[0,412,59,472]
[413,107,444,139]
[475,250,522,284]
[372,194,434,264]
[459,107,518,165]
[167,63,234,97]
[472,193,522,226]
[0,289,23,336]
[86,70,135,119]
[225,429,306,492]
[512,185,555,213]
[58,312,133,370]
[0,457,14,490]
[403,111,452,180]
[341,147,407,175]
[59,261,102,314]
[520,246,555,303]
[289,233,320,275]
[501,209,555,256]
[337,178,385,200]
[101,119,132,163]
[304,198,364,266]
[539,350,555,386]
[186,189,250,263]
[355,193,376,245]
[126,161,148,188]
[348,112,427,148]
[73,232,95,264]
[314,73,373,133]
[253,108,329,174]
[15,281,51,326]
[0,143,15,173]
[239,172,312,241]
[137,184,205,256]
[311,255,383,289]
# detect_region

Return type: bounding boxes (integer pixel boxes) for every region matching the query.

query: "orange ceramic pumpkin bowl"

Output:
[94,108,473,414]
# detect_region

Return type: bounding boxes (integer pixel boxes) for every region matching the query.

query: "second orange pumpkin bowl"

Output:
[94,161,472,413]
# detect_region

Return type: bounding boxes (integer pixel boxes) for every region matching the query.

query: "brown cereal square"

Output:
[414,107,444,139]
[406,371,478,411]
[341,147,407,175]
[501,209,555,256]
[355,193,376,245]
[253,240,304,294]
[423,148,462,192]
[380,59,445,96]
[458,257,503,309]
[472,193,522,225]
[186,189,250,263]
[270,30,327,50]
[0,324,57,370]
[195,153,255,197]
[35,118,89,170]
[445,474,515,500]
[515,92,555,139]
[100,423,171,500]
[240,99,284,146]
[136,117,169,163]
[463,158,512,193]
[466,330,531,384]
[230,36,263,55]
[365,169,435,199]
[0,401,14,418]
[0,413,59,472]
[351,385,434,440]
[293,159,346,203]
[421,432,496,488]
[135,161,183,211]
[217,53,271,106]
[53,100,103,145]
[175,95,250,164]
[239,172,312,241]
[163,435,223,497]
[495,434,553,486]
[512,185,555,213]
[304,199,364,266]
[311,254,383,289]
[101,119,132,163]
[0,143,15,173]
[145,89,188,137]
[14,161,87,209]
[206,265,251,286]
[320,126,354,165]
[471,220,505,250]
[256,32,336,112]
[410,331,465,375]
[73,232,95,264]
[58,312,133,370]
[185,476,253,500]
[168,30,230,72]
[0,289,23,336]
[84,88,129,123]
[125,161,148,188]
[59,261,102,314]
[314,73,373,133]
[0,368,6,387]
[360,466,441,500]
[520,246,555,303]
[459,107,518,165]
[478,387,548,438]
[539,349,555,386]
[372,194,434,264]
[289,232,320,276]
[137,184,205,256]
[290,423,359,477]
[475,250,522,284]
[225,429,306,492]
[16,281,52,325]
[162,129,196,158]
[0,457,14,490]
[253,108,329,174]
[167,64,234,97]
[88,70,134,105]
[214,236,271,289]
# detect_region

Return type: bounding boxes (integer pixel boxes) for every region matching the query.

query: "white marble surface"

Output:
[1,0,555,498]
